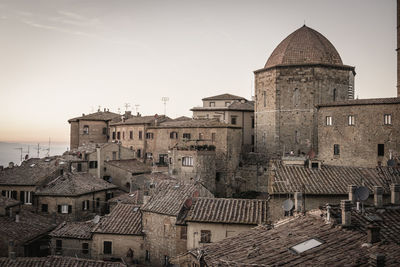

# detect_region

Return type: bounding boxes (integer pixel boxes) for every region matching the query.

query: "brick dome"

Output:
[265,25,343,68]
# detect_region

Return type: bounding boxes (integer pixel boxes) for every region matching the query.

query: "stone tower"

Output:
[254,25,355,157]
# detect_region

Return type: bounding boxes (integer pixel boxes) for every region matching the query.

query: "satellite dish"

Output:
[282,199,294,211]
[93,215,100,224]
[387,159,395,167]
[355,186,370,201]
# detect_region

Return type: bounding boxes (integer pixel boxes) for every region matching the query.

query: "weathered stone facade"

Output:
[317,99,400,167]
[50,237,92,259]
[254,26,355,158]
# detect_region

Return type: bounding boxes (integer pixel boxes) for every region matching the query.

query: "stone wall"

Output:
[50,237,92,259]
[77,120,109,148]
[110,124,147,159]
[318,103,400,167]
[255,66,354,157]
[70,121,79,149]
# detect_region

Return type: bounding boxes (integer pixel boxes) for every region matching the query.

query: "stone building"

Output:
[109,114,170,159]
[0,256,127,266]
[35,172,118,221]
[68,109,123,149]
[191,93,255,152]
[254,25,355,158]
[168,147,216,194]
[177,197,267,250]
[141,180,213,267]
[317,98,400,168]
[91,204,144,264]
[49,220,95,258]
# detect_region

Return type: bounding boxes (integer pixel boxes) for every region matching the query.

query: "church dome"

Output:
[265,25,343,68]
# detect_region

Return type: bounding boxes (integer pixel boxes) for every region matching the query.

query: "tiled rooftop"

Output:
[184,198,268,225]
[202,93,247,101]
[142,181,213,216]
[50,220,95,240]
[317,97,400,108]
[191,101,254,112]
[93,204,142,235]
[36,172,117,196]
[150,119,240,129]
[0,207,57,247]
[0,158,61,186]
[104,159,151,174]
[182,214,400,266]
[270,161,400,195]
[68,111,120,122]
[0,196,20,208]
[108,191,141,205]
[0,256,126,266]
[110,114,169,126]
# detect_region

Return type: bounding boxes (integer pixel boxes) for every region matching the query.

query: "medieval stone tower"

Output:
[254,25,356,157]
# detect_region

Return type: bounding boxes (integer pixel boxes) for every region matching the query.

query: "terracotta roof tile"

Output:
[50,221,95,240]
[191,101,254,112]
[92,204,142,235]
[0,196,20,208]
[68,111,120,122]
[150,119,240,129]
[317,97,400,108]
[104,159,151,174]
[110,115,169,126]
[202,94,247,101]
[271,161,400,195]
[185,198,268,225]
[0,256,126,266]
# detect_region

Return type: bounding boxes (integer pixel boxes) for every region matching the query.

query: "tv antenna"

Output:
[124,103,131,111]
[135,104,140,114]
[14,147,24,163]
[42,137,51,157]
[161,97,169,115]
[34,143,44,158]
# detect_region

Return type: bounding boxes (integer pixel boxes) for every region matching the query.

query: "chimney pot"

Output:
[367,225,381,244]
[340,200,352,226]
[390,184,400,205]
[8,162,14,169]
[374,186,384,208]
[369,253,385,267]
[294,192,303,212]
[348,185,357,203]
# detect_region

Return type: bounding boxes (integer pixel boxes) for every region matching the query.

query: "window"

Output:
[129,131,133,139]
[170,132,178,139]
[164,255,170,266]
[146,152,153,159]
[117,131,121,140]
[82,243,89,254]
[183,133,191,139]
[58,204,71,214]
[198,133,204,140]
[251,117,254,128]
[146,132,154,139]
[145,250,150,262]
[112,131,116,140]
[200,230,211,243]
[231,116,237,125]
[83,125,89,135]
[295,130,300,144]
[139,131,143,140]
[106,192,114,201]
[263,91,267,107]
[89,161,98,169]
[290,238,323,254]
[11,191,17,200]
[180,226,187,240]
[23,191,32,204]
[333,88,337,101]
[56,240,62,254]
[378,144,385,157]
[348,115,355,126]
[82,200,90,210]
[102,127,107,135]
[211,133,216,142]
[209,102,215,107]
[326,116,332,126]
[96,198,100,208]
[251,135,255,145]
[225,101,230,107]
[384,114,392,125]
[122,131,125,140]
[41,204,48,213]
[103,241,112,255]
[182,156,193,166]
[77,163,82,172]
[334,144,340,156]
[137,149,141,158]
[112,151,117,160]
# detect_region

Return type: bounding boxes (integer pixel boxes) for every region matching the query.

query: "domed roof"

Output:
[265,25,343,68]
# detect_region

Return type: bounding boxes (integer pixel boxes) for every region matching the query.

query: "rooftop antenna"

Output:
[34,143,42,158]
[42,137,51,157]
[97,105,101,112]
[124,103,131,111]
[135,104,140,114]
[14,147,24,163]
[117,107,121,114]
[161,97,169,115]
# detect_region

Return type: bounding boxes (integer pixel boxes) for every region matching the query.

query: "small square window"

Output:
[334,144,340,156]
[183,133,191,139]
[325,116,332,126]
[129,131,133,139]
[41,204,48,213]
[378,144,384,157]
[182,156,193,166]
[384,114,392,125]
[83,125,89,135]
[82,243,89,254]
[200,230,211,243]
[348,115,355,126]
[231,116,237,125]
[56,240,62,253]
[103,241,112,255]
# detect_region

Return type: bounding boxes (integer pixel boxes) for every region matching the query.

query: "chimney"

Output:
[15,213,20,223]
[367,225,380,244]
[125,111,132,117]
[369,254,385,267]
[104,108,106,112]
[8,162,14,169]
[374,186,383,208]
[390,184,400,204]
[8,241,16,260]
[340,200,351,227]
[348,185,357,203]
[294,192,303,212]
[0,165,3,171]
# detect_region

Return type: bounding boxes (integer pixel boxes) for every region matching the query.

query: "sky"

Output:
[0,0,396,143]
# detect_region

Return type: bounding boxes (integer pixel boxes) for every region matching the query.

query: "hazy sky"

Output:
[0,0,396,143]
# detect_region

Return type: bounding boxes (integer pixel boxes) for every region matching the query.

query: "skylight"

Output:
[290,238,323,254]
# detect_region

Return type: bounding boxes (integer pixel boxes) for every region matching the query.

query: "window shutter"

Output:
[20,191,25,203]
[58,205,62,213]
[68,205,72,214]
[82,201,85,210]
[12,191,17,200]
